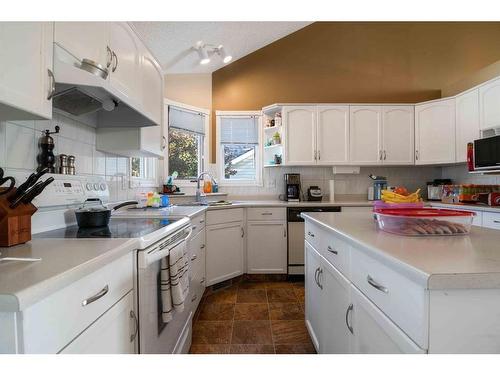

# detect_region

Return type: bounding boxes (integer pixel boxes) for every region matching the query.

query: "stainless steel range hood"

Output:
[52,44,157,128]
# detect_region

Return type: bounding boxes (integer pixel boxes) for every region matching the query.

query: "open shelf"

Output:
[264,125,282,132]
[264,143,282,150]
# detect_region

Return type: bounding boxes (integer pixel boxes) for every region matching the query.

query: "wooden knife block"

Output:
[0,188,37,247]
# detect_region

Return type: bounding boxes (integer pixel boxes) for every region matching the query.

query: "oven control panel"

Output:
[34,175,110,208]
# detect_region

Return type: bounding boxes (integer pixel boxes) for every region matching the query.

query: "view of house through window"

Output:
[218,114,260,184]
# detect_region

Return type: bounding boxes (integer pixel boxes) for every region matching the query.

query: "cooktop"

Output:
[34,217,180,239]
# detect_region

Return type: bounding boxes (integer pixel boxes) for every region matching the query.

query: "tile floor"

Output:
[189,280,316,354]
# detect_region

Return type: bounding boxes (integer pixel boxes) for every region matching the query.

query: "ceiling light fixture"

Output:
[196,45,210,65]
[194,41,233,65]
[216,45,232,64]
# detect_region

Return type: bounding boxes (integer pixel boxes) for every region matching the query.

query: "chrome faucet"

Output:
[195,172,215,204]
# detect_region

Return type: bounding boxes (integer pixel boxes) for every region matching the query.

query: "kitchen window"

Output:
[217,112,262,185]
[130,157,158,187]
[167,105,207,182]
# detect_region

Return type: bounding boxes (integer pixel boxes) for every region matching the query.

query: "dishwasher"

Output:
[287,206,341,275]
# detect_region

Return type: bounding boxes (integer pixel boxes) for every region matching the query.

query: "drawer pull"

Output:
[327,245,338,255]
[318,269,323,289]
[308,231,315,237]
[192,225,197,230]
[200,277,205,284]
[345,303,354,334]
[261,212,273,216]
[199,219,205,223]
[191,254,197,261]
[191,294,197,302]
[82,285,109,306]
[367,275,388,294]
[130,310,138,342]
[200,244,206,249]
[494,220,500,224]
[314,267,320,287]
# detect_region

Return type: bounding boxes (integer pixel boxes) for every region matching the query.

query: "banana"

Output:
[381,188,421,203]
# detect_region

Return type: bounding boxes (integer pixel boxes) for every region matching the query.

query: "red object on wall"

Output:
[467,142,474,171]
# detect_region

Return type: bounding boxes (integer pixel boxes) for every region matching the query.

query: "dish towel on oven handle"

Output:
[160,241,190,323]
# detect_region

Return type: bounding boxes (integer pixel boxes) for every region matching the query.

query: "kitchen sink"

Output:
[174,200,233,207]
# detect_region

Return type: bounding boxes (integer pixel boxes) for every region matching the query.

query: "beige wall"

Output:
[164,73,212,110]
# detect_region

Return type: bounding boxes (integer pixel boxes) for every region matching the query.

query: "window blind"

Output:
[169,106,205,135]
[220,116,258,144]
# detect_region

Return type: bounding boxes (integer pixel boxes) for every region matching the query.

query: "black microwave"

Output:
[474,135,500,171]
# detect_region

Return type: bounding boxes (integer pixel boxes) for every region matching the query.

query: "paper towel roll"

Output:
[329,180,335,202]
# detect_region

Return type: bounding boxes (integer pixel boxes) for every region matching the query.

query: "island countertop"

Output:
[302,212,500,290]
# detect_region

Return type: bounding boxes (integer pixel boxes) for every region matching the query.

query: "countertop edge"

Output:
[302,213,430,288]
[0,239,138,312]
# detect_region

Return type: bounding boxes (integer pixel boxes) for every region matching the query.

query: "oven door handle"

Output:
[138,227,192,268]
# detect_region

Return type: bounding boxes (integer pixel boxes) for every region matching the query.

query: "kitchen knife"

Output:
[21,177,54,204]
[8,168,49,202]
[9,181,44,209]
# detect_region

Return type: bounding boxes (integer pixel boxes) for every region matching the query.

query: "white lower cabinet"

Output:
[206,220,244,286]
[189,228,206,309]
[246,221,287,274]
[60,291,136,354]
[305,237,425,354]
[350,286,425,354]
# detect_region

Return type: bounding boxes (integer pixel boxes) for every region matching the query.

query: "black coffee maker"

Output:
[284,173,301,202]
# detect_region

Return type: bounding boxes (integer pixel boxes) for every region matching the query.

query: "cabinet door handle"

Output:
[47,69,56,100]
[493,220,500,224]
[199,219,205,223]
[191,294,197,302]
[379,150,383,160]
[308,231,315,238]
[284,227,287,238]
[345,303,354,334]
[106,46,113,68]
[191,254,197,261]
[130,310,138,342]
[111,51,118,72]
[327,245,338,255]
[200,244,206,249]
[241,227,245,238]
[367,275,388,294]
[383,150,387,160]
[82,285,109,306]
[314,150,317,160]
[415,150,419,161]
[318,269,323,289]
[314,267,320,287]
[192,225,197,230]
[200,277,205,284]
[161,136,167,150]
[318,150,321,160]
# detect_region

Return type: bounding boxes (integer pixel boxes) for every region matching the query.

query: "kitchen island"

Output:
[302,211,500,354]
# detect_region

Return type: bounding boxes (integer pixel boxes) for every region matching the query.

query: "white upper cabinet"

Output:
[0,22,53,120]
[54,22,110,68]
[140,46,164,126]
[415,98,456,165]
[284,106,317,165]
[349,106,382,164]
[455,89,480,163]
[479,77,500,131]
[108,22,141,105]
[316,106,350,165]
[382,106,414,165]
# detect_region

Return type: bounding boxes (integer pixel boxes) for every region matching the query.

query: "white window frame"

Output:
[164,99,210,187]
[129,157,159,188]
[216,110,263,187]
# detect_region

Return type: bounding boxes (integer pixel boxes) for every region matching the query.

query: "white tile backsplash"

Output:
[0,113,155,206]
[442,164,500,185]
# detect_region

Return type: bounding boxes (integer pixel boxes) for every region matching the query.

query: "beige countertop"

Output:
[0,238,137,312]
[302,212,500,290]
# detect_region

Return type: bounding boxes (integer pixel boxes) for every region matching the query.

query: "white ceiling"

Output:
[131,22,311,74]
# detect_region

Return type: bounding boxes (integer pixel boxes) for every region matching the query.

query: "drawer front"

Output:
[247,207,286,221]
[191,212,206,237]
[23,253,134,353]
[304,221,321,250]
[482,211,500,230]
[350,247,428,349]
[206,208,244,226]
[318,228,351,278]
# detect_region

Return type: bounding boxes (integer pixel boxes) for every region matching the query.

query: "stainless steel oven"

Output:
[136,223,192,354]
[287,206,341,275]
